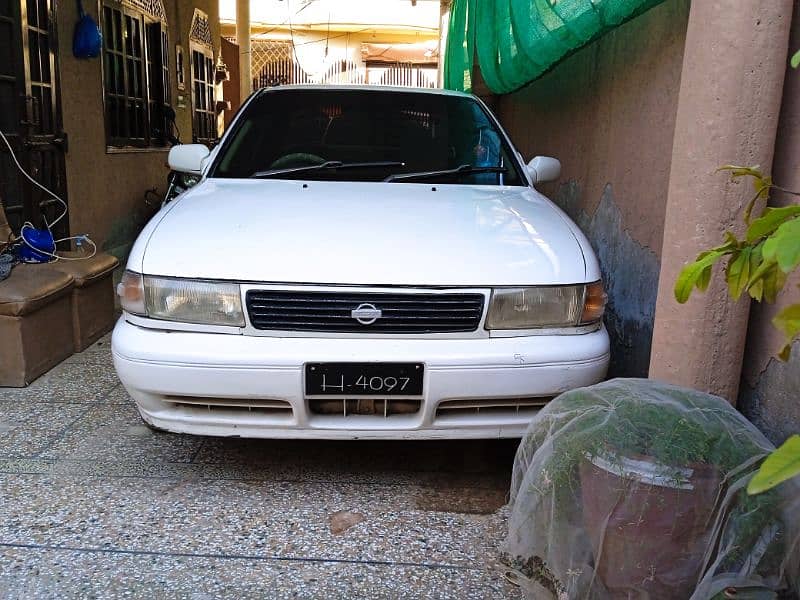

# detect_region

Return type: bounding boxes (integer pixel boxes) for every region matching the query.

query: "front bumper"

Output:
[112,318,610,439]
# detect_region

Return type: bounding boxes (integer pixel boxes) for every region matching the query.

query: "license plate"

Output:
[305,363,424,397]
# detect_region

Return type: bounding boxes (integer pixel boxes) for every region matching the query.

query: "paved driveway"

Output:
[0,333,521,599]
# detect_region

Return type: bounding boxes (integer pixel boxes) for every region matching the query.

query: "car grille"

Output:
[309,398,421,417]
[435,397,553,418]
[165,396,293,416]
[245,290,485,333]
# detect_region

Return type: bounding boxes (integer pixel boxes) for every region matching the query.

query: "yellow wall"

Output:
[56,0,221,261]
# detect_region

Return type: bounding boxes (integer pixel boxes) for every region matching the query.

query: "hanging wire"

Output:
[325,9,330,58]
[250,0,316,40]
[0,129,97,261]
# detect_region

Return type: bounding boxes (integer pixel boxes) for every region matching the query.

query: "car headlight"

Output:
[118,271,245,327]
[486,281,606,330]
[118,271,146,315]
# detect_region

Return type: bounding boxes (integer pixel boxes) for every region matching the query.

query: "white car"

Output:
[112,85,609,440]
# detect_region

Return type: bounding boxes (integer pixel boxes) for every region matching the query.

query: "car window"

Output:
[211,89,524,186]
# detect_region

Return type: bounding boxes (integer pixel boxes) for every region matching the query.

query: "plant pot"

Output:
[579,452,722,599]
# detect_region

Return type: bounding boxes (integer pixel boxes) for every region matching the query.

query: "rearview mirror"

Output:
[168,144,210,175]
[527,156,561,184]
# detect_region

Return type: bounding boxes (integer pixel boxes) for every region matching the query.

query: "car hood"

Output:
[138,179,589,286]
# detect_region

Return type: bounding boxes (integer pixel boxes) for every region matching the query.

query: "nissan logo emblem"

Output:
[351,303,382,325]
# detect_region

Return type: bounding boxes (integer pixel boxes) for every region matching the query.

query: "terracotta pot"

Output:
[579,452,722,599]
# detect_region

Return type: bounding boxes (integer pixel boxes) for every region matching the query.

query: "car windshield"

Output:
[210,89,525,186]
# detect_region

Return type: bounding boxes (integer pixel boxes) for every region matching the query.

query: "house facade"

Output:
[0,0,222,264]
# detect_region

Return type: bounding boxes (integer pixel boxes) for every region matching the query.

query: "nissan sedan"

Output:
[112,86,610,439]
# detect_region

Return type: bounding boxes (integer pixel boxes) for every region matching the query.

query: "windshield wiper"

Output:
[383,164,507,183]
[251,161,405,179]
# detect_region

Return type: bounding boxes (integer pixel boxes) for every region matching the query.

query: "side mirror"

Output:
[168,144,210,175]
[526,156,561,184]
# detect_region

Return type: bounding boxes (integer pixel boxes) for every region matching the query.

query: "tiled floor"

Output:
[0,334,521,599]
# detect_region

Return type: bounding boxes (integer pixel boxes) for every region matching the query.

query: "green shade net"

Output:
[445,0,666,94]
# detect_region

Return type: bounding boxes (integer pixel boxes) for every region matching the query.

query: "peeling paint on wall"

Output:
[739,340,800,445]
[555,181,660,377]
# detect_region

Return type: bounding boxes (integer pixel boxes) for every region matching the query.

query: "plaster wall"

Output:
[56,0,220,262]
[739,7,800,444]
[494,0,690,377]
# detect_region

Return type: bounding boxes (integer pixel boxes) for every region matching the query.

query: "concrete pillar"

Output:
[236,0,251,101]
[649,1,793,401]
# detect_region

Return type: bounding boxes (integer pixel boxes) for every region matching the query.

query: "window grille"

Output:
[189,9,213,49]
[190,46,216,143]
[102,1,170,147]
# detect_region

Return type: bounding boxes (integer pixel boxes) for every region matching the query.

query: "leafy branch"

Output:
[747,434,800,494]
[674,165,800,360]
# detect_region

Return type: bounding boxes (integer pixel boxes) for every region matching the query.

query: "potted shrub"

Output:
[579,447,721,597]
[505,379,798,599]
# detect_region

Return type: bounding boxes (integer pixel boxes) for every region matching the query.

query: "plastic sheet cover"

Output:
[504,378,800,599]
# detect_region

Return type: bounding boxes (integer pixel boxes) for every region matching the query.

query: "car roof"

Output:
[255,84,475,99]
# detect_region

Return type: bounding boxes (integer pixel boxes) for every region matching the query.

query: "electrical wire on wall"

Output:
[251,1,366,51]
[253,0,315,41]
[292,28,371,47]
[0,129,97,263]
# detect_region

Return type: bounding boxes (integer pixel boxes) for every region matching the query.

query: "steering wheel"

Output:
[268,153,326,169]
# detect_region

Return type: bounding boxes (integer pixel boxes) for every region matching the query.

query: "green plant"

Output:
[522,382,780,570]
[506,380,795,597]
[792,49,800,70]
[748,435,800,494]
[544,397,751,489]
[674,165,800,360]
